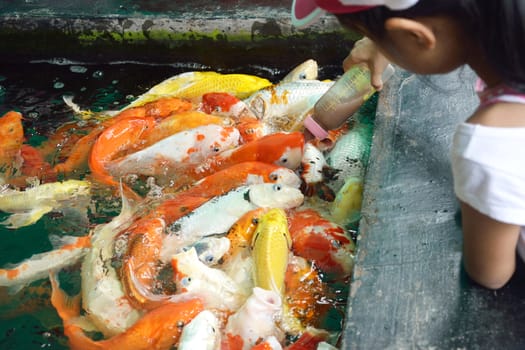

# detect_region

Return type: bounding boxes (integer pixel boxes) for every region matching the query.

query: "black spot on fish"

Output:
[244,190,251,202]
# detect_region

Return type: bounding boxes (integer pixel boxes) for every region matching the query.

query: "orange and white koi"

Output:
[55,97,192,175]
[108,124,240,180]
[0,179,91,229]
[88,116,156,193]
[141,110,232,148]
[0,235,90,291]
[224,287,283,350]
[50,272,204,350]
[201,92,264,143]
[287,208,356,279]
[299,143,339,202]
[192,132,305,182]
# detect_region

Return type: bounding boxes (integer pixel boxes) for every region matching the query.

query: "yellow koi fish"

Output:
[251,208,291,294]
[126,71,272,108]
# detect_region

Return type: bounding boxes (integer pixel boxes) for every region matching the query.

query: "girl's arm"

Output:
[460,201,520,289]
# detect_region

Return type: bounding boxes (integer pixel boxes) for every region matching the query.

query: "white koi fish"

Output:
[161,183,304,261]
[0,179,91,229]
[80,190,142,337]
[224,287,284,350]
[178,310,221,350]
[171,247,247,311]
[108,124,240,178]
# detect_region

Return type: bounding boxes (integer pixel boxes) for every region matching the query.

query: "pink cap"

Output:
[292,0,420,27]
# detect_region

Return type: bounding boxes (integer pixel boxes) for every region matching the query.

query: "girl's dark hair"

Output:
[336,0,525,91]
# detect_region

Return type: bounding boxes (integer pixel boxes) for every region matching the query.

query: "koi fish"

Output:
[178,310,221,350]
[119,217,166,310]
[126,71,273,108]
[171,247,247,311]
[330,176,364,227]
[251,208,291,295]
[50,272,204,350]
[287,208,356,280]
[279,59,319,84]
[250,336,283,350]
[0,111,24,181]
[282,256,329,333]
[0,235,90,292]
[55,97,193,175]
[108,124,240,180]
[161,183,303,260]
[325,120,373,191]
[243,80,333,134]
[88,116,156,193]
[201,92,263,144]
[0,179,91,229]
[224,287,283,350]
[192,132,305,182]
[80,190,142,336]
[300,143,339,202]
[141,110,232,148]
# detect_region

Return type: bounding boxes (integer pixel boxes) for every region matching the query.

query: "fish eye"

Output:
[273,184,282,191]
[299,73,307,79]
[181,277,192,286]
[213,146,221,152]
[205,255,214,263]
[280,157,288,164]
[269,172,279,181]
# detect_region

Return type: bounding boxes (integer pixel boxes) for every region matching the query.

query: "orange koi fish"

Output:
[54,97,192,175]
[185,132,304,184]
[88,116,156,194]
[49,272,204,350]
[119,217,166,310]
[0,111,24,178]
[283,256,329,332]
[287,208,356,279]
[201,92,264,143]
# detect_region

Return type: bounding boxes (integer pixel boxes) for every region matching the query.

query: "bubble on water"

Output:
[80,87,87,92]
[112,80,119,85]
[0,85,5,96]
[27,111,40,119]
[53,81,65,89]
[125,94,135,101]
[70,65,88,74]
[92,70,104,79]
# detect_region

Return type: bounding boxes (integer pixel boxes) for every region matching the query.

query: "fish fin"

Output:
[49,271,81,322]
[7,284,26,295]
[1,206,53,229]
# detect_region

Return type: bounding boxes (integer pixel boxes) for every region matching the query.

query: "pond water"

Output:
[0,59,377,349]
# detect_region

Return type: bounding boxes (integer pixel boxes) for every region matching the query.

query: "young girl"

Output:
[293,0,525,290]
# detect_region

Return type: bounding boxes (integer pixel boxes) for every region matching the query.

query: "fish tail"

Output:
[49,272,101,350]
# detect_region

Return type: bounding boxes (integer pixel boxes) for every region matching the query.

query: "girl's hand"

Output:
[343,37,390,91]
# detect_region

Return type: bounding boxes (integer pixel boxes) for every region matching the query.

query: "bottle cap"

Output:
[304,114,329,139]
